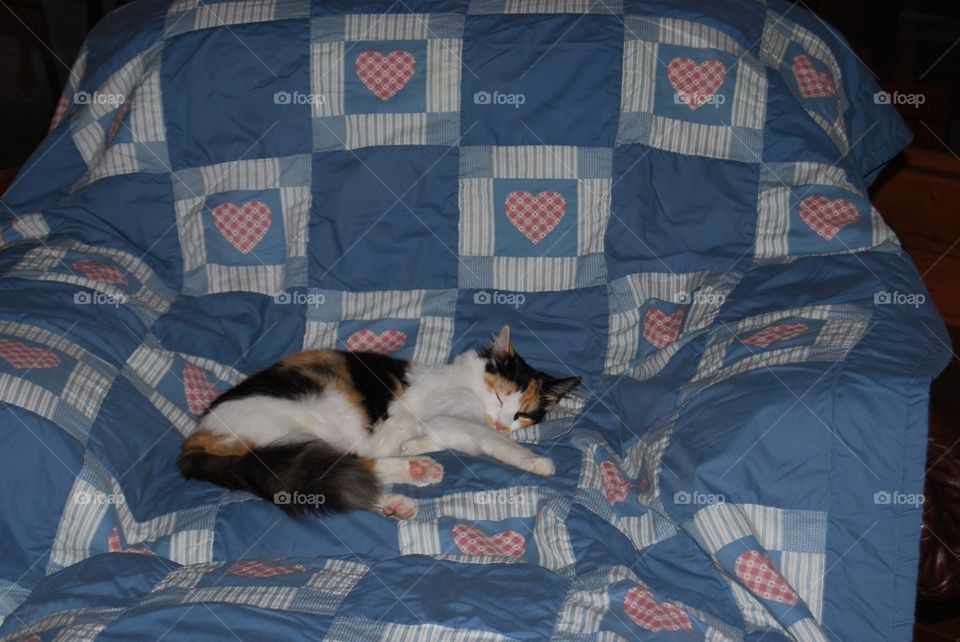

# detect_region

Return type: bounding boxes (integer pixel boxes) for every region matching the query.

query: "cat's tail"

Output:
[177,438,380,517]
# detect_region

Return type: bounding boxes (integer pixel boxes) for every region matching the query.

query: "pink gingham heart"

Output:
[355,51,416,101]
[229,560,307,578]
[643,307,684,349]
[211,200,272,254]
[182,363,220,415]
[346,329,407,354]
[108,527,154,556]
[504,190,566,244]
[745,323,808,347]
[601,460,644,504]
[798,195,859,240]
[72,260,128,285]
[735,551,799,605]
[49,91,69,131]
[667,57,727,111]
[624,585,693,632]
[0,340,60,369]
[792,55,835,99]
[452,524,526,558]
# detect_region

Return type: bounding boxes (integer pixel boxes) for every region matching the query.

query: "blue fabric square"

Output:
[453,287,608,381]
[202,191,286,265]
[345,41,427,114]
[788,186,872,254]
[722,317,822,368]
[460,15,622,146]
[610,146,757,276]
[654,44,735,126]
[337,319,420,360]
[309,147,458,291]
[162,22,312,170]
[493,179,577,257]
[0,337,75,394]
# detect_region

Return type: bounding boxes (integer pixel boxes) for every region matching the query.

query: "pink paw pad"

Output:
[379,495,417,520]
[408,457,443,484]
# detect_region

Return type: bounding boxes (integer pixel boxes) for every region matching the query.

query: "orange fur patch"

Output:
[484,373,518,397]
[519,379,542,414]
[182,429,250,456]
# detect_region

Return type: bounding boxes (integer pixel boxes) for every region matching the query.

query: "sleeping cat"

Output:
[178,326,579,519]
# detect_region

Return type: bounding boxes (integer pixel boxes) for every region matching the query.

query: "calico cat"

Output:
[178,326,580,519]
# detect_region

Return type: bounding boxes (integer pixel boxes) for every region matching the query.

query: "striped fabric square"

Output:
[685,304,871,400]
[616,16,767,162]
[173,155,312,296]
[48,453,219,574]
[755,162,899,262]
[302,288,457,364]
[469,0,623,13]
[69,52,170,189]
[395,487,576,572]
[0,321,117,445]
[570,429,679,552]
[310,13,463,151]
[689,506,829,638]
[761,13,850,156]
[163,0,309,37]
[121,335,245,436]
[6,240,176,326]
[458,146,612,292]
[604,271,742,379]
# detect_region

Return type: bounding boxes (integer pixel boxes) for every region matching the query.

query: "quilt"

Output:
[0,0,951,640]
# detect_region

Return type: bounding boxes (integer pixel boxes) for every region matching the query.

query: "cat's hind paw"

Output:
[377,493,417,520]
[407,456,444,486]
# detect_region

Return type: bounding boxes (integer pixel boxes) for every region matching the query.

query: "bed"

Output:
[0,0,951,639]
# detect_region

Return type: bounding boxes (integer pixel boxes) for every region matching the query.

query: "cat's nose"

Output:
[494,421,510,433]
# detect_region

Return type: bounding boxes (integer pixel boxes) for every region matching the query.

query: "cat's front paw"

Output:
[530,457,555,477]
[407,456,444,486]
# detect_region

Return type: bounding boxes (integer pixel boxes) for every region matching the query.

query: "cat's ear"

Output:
[491,325,514,357]
[542,375,581,409]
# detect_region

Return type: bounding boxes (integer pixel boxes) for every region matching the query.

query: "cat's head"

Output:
[476,326,581,433]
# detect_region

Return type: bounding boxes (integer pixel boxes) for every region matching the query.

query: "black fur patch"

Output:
[342,351,410,427]
[178,440,379,517]
[477,347,538,389]
[206,365,320,412]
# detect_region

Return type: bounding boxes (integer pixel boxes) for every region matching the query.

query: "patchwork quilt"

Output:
[0,0,951,640]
